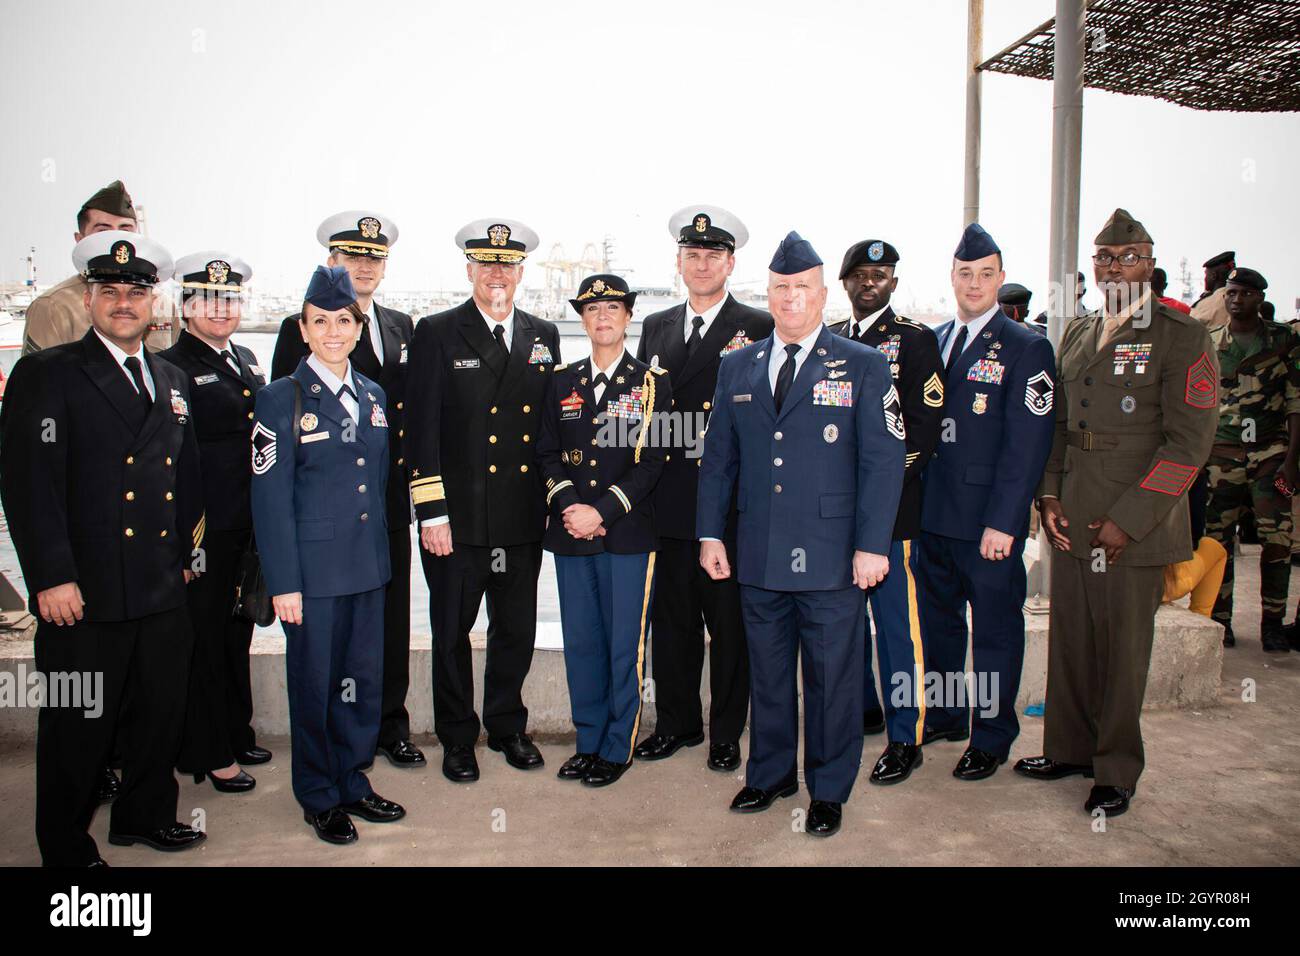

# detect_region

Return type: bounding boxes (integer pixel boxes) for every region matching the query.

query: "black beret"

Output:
[838,239,899,280]
[1203,250,1235,269]
[997,282,1032,307]
[1225,267,1267,292]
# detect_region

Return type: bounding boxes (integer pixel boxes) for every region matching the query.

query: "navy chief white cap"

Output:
[72,230,172,286]
[455,218,539,263]
[668,204,748,252]
[316,210,399,258]
[173,251,252,293]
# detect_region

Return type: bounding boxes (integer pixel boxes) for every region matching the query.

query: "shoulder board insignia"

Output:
[650,365,667,375]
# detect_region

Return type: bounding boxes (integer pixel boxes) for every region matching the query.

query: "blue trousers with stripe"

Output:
[916,532,1026,758]
[740,584,864,803]
[554,552,655,765]
[283,588,383,814]
[863,539,928,744]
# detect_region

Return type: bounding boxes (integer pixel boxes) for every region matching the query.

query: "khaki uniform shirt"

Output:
[22,274,178,355]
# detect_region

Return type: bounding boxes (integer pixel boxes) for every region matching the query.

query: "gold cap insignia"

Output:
[113,242,132,265]
[207,260,231,284]
[592,279,606,294]
[359,217,381,240]
[694,214,709,233]
[488,224,511,247]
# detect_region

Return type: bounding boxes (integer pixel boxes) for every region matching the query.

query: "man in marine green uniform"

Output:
[1016,209,1218,817]
[1204,267,1300,652]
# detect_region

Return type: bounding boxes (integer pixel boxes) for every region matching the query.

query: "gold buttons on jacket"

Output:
[397,402,404,410]
[490,406,498,414]
[489,435,498,443]
[520,465,529,473]
[589,480,597,487]
[523,404,531,413]
[160,530,168,538]
[125,528,134,537]
[522,434,530,442]
[590,459,597,467]
[703,401,711,410]
[165,457,173,466]
[398,429,405,438]
[125,491,135,501]
[397,457,404,466]
[165,492,173,501]
[247,412,254,420]
[243,389,251,397]
[126,456,135,465]
[591,438,598,446]
[489,465,497,474]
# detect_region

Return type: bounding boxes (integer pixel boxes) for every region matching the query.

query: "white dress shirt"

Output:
[307,353,359,420]
[94,328,155,400]
[365,301,384,365]
[477,303,516,353]
[940,304,1001,367]
[767,323,824,394]
[684,293,729,345]
[848,304,890,341]
[589,352,624,403]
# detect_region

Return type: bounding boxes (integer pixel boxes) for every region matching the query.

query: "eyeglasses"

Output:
[1092,252,1154,267]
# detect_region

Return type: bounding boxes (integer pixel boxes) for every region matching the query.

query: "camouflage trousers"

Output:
[1205,446,1293,624]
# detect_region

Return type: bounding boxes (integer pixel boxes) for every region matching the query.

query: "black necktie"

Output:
[338,384,356,401]
[493,323,508,357]
[686,315,704,356]
[354,320,379,372]
[123,355,151,416]
[593,372,609,400]
[850,321,862,341]
[773,344,800,413]
[944,325,968,378]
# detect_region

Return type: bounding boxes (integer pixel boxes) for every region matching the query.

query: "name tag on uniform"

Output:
[300,431,330,444]
[732,394,752,403]
[454,358,480,369]
[560,389,585,420]
[194,373,219,385]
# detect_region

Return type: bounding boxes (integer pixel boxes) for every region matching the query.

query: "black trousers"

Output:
[648,537,750,742]
[35,606,193,866]
[378,526,414,748]
[178,529,256,773]
[419,540,541,747]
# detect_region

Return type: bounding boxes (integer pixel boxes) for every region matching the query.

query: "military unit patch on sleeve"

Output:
[1139,459,1198,496]
[922,372,944,409]
[251,422,277,475]
[1024,370,1054,416]
[883,385,906,440]
[1184,353,1217,408]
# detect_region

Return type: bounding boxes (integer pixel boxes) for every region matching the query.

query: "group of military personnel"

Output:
[1,174,1287,861]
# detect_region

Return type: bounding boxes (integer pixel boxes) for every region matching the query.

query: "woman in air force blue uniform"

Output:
[250,265,405,844]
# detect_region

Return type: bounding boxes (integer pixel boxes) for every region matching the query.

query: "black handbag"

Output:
[232,379,302,627]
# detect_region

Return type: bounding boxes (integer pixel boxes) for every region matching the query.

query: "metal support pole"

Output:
[963,0,984,227]
[1037,0,1086,601]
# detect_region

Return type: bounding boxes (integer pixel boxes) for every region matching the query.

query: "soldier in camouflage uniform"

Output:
[1204,267,1300,652]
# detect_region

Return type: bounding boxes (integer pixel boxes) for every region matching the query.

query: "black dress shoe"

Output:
[863,706,886,735]
[1221,624,1236,647]
[582,757,631,788]
[488,733,544,770]
[341,792,406,822]
[952,747,1006,781]
[378,740,427,767]
[193,769,256,793]
[921,723,970,745]
[633,731,704,761]
[1084,785,1133,816]
[304,807,358,845]
[707,741,741,772]
[806,800,842,837]
[1013,755,1094,780]
[870,742,923,785]
[557,753,597,780]
[442,745,480,783]
[730,778,798,813]
[236,746,272,765]
[108,824,207,852]
[94,767,120,805]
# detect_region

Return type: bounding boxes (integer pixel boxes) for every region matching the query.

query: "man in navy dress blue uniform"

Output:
[697,232,904,837]
[252,266,405,845]
[917,224,1056,780]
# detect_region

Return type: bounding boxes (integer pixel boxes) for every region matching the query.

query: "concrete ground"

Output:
[1,551,1298,867]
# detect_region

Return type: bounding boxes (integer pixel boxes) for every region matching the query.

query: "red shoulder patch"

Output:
[1184,353,1217,409]
[1140,459,1198,496]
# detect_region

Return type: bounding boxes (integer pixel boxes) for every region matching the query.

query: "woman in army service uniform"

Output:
[537,274,672,788]
[161,252,271,794]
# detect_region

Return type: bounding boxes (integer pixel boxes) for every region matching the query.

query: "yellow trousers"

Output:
[1163,537,1229,617]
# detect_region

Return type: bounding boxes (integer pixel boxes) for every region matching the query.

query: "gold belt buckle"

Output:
[1080,430,1094,451]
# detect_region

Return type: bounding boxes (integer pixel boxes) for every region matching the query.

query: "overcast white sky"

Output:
[2,0,1297,314]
